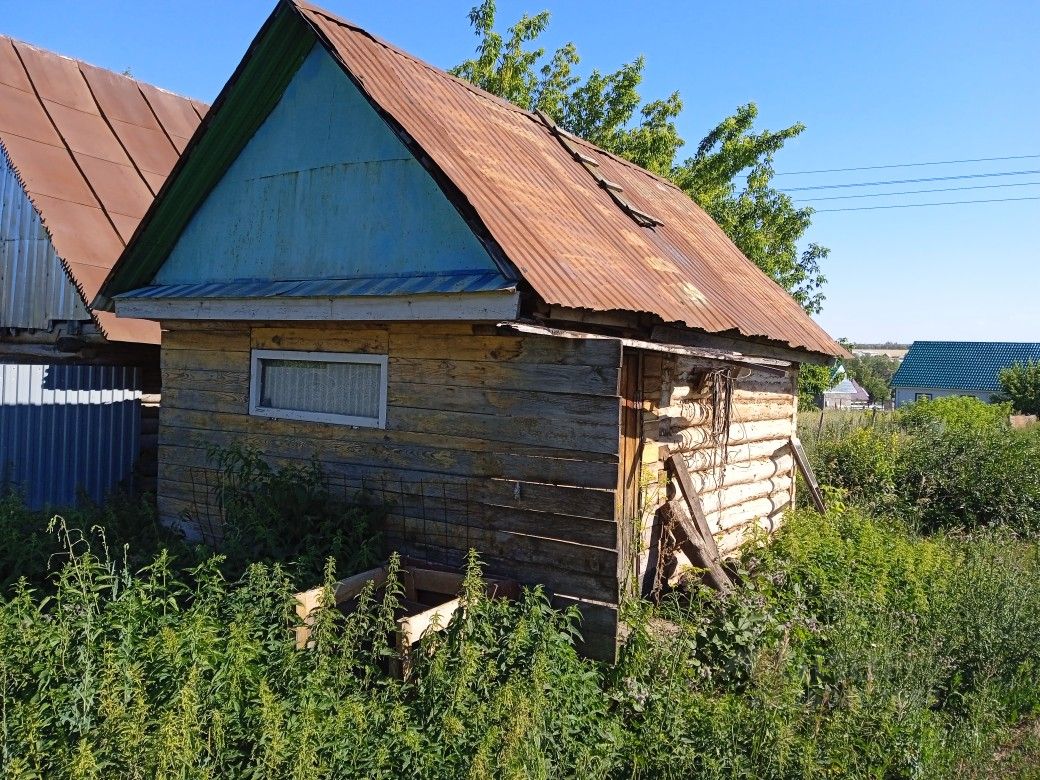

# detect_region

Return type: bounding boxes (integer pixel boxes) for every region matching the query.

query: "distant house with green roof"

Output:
[891,341,1040,407]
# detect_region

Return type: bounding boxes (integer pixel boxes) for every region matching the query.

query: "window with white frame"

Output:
[249,349,388,428]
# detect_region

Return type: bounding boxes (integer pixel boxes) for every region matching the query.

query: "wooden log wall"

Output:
[157,320,623,660]
[632,352,799,595]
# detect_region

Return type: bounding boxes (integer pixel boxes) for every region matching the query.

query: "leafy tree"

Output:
[842,352,900,403]
[798,362,834,410]
[453,1,827,312]
[998,360,1040,415]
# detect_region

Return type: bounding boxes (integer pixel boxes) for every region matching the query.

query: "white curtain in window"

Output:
[259,358,381,419]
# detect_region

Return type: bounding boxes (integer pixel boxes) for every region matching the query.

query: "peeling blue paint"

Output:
[156,44,501,288]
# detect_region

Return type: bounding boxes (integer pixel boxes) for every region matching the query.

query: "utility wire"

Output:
[783,169,1040,192]
[813,195,1040,212]
[775,153,1040,176]
[798,180,1040,202]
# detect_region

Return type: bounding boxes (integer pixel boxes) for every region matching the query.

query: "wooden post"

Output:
[790,437,827,513]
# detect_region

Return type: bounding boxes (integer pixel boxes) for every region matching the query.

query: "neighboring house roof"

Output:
[0,36,205,343]
[891,341,1040,392]
[97,0,843,358]
[824,377,870,401]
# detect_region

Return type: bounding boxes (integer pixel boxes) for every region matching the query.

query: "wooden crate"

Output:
[294,561,519,675]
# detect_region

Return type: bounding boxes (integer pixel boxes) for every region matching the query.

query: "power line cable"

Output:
[813,195,1040,212]
[775,153,1040,176]
[783,169,1040,192]
[798,179,1040,202]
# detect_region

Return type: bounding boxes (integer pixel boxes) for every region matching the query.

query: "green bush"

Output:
[205,444,383,587]
[810,397,1040,535]
[999,360,1040,416]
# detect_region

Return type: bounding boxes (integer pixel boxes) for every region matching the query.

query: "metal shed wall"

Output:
[0,145,90,330]
[0,363,141,508]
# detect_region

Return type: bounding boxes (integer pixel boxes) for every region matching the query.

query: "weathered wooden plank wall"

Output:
[157,320,623,658]
[632,352,798,594]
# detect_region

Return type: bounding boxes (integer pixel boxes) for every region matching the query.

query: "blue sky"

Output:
[5,1,1038,343]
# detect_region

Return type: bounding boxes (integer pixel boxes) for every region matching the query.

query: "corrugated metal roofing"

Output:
[0,35,205,343]
[1,143,89,328]
[891,341,1040,392]
[294,1,843,357]
[117,271,513,300]
[98,0,842,358]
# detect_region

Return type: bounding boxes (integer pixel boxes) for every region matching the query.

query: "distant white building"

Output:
[817,377,870,409]
[890,341,1040,407]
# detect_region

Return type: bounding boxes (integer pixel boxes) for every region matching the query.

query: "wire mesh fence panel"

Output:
[185,464,481,569]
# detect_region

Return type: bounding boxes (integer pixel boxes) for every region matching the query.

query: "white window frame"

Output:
[249,349,388,428]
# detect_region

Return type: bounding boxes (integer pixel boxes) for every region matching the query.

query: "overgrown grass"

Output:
[1,413,1038,777]
[0,506,1037,777]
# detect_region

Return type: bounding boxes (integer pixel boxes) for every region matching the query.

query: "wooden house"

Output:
[95,0,844,658]
[0,36,203,506]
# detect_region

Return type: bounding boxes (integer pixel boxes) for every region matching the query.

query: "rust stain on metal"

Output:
[295,1,843,357]
[0,35,206,344]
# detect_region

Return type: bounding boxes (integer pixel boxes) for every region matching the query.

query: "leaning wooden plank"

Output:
[790,437,827,513]
[665,453,722,563]
[661,500,732,594]
[394,597,462,679]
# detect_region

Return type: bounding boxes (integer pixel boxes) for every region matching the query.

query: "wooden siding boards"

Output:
[158,321,623,659]
[155,45,503,289]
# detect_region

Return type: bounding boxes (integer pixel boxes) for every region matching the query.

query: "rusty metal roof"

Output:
[0,35,205,344]
[294,1,843,357]
[97,0,842,357]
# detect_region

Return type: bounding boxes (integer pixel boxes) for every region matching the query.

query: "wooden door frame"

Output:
[616,347,644,602]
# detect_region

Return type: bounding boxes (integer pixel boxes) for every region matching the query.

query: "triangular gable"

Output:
[154,44,501,288]
[0,143,90,329]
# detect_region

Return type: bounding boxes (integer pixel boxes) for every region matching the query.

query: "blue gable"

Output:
[154,44,502,287]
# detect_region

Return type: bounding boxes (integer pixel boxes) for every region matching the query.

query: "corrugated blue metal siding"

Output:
[117,270,512,301]
[0,145,90,330]
[0,363,141,508]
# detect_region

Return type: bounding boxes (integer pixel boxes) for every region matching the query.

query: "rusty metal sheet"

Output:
[42,99,133,165]
[0,82,64,145]
[13,39,96,113]
[0,133,97,207]
[138,82,203,146]
[109,120,179,179]
[79,62,158,127]
[0,35,203,345]
[297,2,842,357]
[72,154,153,219]
[0,38,33,92]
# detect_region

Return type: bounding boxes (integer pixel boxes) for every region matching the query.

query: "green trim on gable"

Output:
[99,3,316,300]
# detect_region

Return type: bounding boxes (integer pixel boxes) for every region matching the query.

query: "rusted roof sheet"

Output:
[295,1,842,357]
[0,36,205,343]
